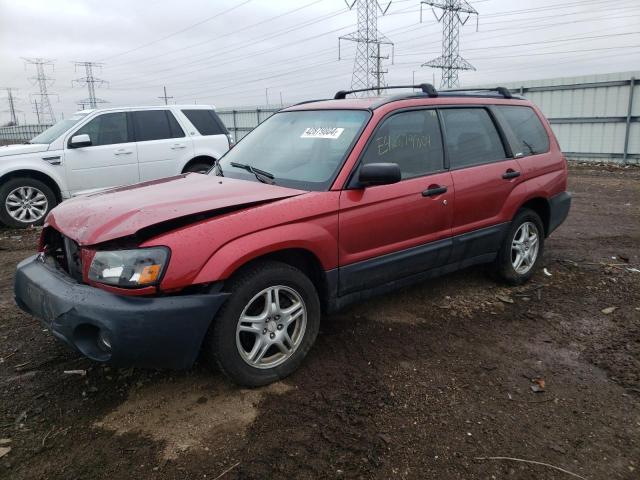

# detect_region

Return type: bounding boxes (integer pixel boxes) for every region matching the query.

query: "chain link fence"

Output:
[0,124,51,146]
[215,106,282,142]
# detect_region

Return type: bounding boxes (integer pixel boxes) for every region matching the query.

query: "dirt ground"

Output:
[0,165,638,480]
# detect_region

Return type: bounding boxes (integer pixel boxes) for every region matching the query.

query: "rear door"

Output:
[338,108,454,295]
[441,107,521,261]
[63,111,139,195]
[132,109,194,181]
[180,108,231,161]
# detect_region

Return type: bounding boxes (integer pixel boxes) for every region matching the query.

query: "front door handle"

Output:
[502,170,521,179]
[114,149,133,155]
[422,185,447,197]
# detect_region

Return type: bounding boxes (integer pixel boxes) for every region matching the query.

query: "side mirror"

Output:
[69,134,92,148]
[358,163,401,186]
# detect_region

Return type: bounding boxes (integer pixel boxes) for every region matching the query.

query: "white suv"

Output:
[0,105,231,228]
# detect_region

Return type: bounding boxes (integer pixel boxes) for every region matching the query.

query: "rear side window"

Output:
[73,112,129,146]
[497,106,549,155]
[361,109,444,179]
[440,108,506,168]
[182,109,227,136]
[132,110,184,142]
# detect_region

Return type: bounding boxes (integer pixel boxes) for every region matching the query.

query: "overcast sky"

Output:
[1,0,639,124]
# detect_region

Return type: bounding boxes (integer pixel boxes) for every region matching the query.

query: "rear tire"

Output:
[203,260,321,387]
[0,177,57,228]
[493,208,545,285]
[183,161,213,174]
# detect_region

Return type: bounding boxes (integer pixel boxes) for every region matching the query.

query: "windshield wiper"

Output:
[213,160,224,177]
[230,162,275,184]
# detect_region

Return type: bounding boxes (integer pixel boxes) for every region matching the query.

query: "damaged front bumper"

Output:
[14,255,228,370]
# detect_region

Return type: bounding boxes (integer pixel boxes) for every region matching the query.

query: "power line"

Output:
[101,0,254,61]
[72,61,108,109]
[108,0,328,70]
[22,57,57,124]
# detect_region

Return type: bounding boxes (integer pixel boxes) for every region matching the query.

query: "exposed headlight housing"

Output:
[88,247,169,288]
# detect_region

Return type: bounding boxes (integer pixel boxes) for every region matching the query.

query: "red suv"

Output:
[15,85,571,386]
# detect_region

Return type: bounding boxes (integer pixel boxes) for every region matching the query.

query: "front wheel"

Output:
[493,208,545,285]
[204,261,321,387]
[0,177,57,228]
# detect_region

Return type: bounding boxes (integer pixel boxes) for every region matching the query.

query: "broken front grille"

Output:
[42,227,84,282]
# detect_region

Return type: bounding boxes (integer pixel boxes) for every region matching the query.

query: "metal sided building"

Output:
[477,71,638,165]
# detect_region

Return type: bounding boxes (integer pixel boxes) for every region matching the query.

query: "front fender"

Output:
[192,222,338,284]
[0,156,68,197]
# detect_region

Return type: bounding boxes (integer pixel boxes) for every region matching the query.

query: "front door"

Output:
[338,109,454,295]
[63,111,139,196]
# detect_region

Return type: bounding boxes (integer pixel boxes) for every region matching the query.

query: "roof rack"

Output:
[440,87,513,99]
[334,83,438,100]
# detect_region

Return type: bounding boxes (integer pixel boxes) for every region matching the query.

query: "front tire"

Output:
[493,208,545,285]
[204,261,321,387]
[0,177,57,228]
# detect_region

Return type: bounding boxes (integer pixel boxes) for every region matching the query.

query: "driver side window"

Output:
[73,112,129,147]
[361,109,444,179]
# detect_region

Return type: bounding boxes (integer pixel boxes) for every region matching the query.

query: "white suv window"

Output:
[72,112,130,147]
[132,110,185,142]
[182,109,226,136]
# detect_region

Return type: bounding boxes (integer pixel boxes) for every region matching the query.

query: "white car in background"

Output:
[0,105,232,228]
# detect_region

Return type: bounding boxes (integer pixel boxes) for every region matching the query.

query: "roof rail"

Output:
[441,86,513,99]
[334,83,438,100]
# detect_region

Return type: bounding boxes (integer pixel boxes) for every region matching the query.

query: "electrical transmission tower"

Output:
[72,61,108,109]
[339,0,394,94]
[23,57,57,124]
[3,88,21,126]
[421,0,478,89]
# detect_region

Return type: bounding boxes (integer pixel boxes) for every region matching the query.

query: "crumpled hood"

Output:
[47,174,306,245]
[0,143,50,157]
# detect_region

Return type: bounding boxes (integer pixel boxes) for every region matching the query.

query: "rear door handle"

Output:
[422,185,448,197]
[502,170,521,179]
[171,144,186,150]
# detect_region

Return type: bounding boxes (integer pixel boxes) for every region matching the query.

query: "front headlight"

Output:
[88,247,169,288]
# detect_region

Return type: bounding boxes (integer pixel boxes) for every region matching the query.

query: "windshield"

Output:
[30,113,90,144]
[216,109,370,191]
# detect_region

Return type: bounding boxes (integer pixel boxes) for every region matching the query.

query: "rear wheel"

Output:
[0,177,57,228]
[204,261,321,387]
[183,161,213,174]
[493,208,544,285]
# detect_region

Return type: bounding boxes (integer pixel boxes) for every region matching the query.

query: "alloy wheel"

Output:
[5,186,49,223]
[235,285,307,369]
[511,221,540,275]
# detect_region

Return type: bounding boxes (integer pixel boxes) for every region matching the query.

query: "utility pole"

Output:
[3,88,20,126]
[339,0,394,94]
[158,86,173,105]
[72,61,108,109]
[265,88,269,106]
[420,0,478,89]
[23,57,57,124]
[371,43,389,95]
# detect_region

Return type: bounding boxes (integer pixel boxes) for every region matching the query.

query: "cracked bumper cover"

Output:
[14,255,229,370]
